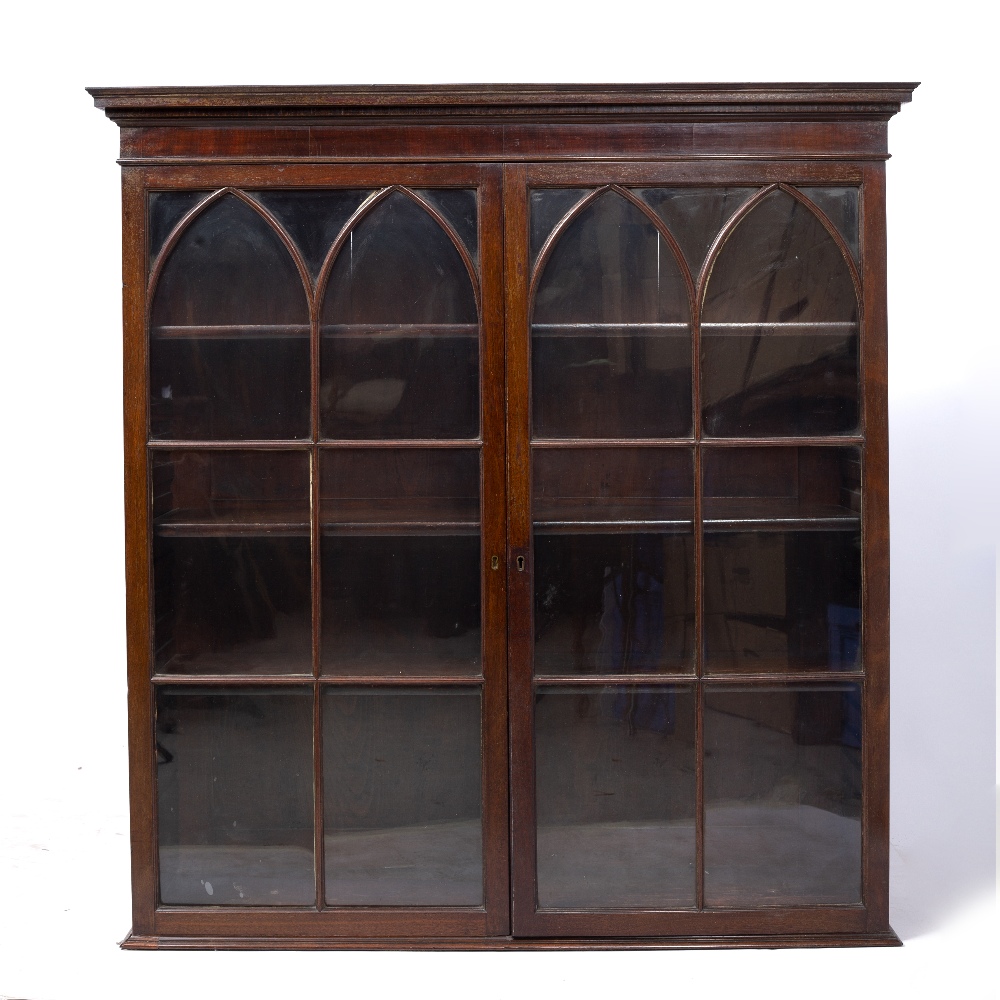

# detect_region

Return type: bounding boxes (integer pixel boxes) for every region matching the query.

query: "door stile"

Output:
[502,164,539,935]
[479,165,512,936]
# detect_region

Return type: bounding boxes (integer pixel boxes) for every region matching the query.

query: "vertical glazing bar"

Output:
[860,161,890,933]
[692,210,706,912]
[310,235,324,911]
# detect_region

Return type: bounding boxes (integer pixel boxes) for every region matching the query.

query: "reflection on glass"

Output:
[529,188,590,266]
[703,447,861,674]
[702,189,859,437]
[152,451,311,675]
[324,688,482,905]
[704,685,861,906]
[254,189,370,278]
[148,191,209,264]
[800,188,860,264]
[533,448,694,675]
[532,189,691,439]
[535,685,696,908]
[320,190,479,440]
[638,187,757,275]
[321,449,480,676]
[414,189,478,266]
[157,687,314,905]
[150,194,310,440]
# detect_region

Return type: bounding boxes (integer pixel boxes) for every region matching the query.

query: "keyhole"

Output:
[516,556,525,572]
[491,555,499,571]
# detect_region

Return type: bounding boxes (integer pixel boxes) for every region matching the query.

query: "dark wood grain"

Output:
[479,165,512,936]
[98,84,910,950]
[860,162,891,934]
[122,167,156,936]
[502,163,537,937]
[122,929,901,950]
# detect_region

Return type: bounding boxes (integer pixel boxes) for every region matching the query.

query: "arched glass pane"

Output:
[148,190,209,264]
[702,190,859,437]
[320,191,479,439]
[414,188,478,267]
[801,187,860,264]
[639,187,757,275]
[254,189,371,279]
[529,188,591,267]
[532,191,692,439]
[150,194,310,440]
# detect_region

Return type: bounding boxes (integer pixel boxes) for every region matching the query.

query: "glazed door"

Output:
[143,165,509,940]
[504,164,871,937]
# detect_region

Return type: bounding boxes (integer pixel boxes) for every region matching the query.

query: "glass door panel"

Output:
[703,684,862,906]
[152,450,311,675]
[320,448,481,677]
[149,171,502,933]
[701,188,859,437]
[156,687,315,905]
[531,189,692,439]
[514,173,866,936]
[323,688,483,905]
[149,193,310,440]
[320,189,479,441]
[703,446,862,674]
[535,685,696,908]
[532,448,695,676]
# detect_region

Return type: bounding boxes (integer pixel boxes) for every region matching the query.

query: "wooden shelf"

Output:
[322,324,478,338]
[322,498,479,535]
[152,324,310,339]
[701,321,858,336]
[533,322,688,337]
[531,498,858,533]
[155,502,309,537]
[703,498,859,531]
[533,498,692,534]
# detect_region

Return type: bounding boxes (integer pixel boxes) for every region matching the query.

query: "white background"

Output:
[0,2,995,997]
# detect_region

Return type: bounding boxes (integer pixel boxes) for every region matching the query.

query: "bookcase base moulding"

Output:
[90,83,915,951]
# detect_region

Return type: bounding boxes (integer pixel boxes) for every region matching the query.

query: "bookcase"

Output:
[90,83,915,948]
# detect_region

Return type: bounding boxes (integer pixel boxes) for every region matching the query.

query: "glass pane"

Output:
[801,187,860,264]
[321,449,480,676]
[157,687,314,905]
[253,189,371,279]
[704,685,862,906]
[532,190,692,439]
[148,191,209,264]
[533,448,694,675]
[414,189,478,267]
[150,194,310,440]
[320,190,479,440]
[702,189,858,437]
[535,685,696,908]
[703,447,861,674]
[324,688,482,905]
[153,451,311,675]
[529,189,590,266]
[638,187,757,274]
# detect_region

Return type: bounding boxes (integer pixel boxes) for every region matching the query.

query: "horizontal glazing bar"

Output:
[148,440,313,450]
[320,675,483,686]
[151,674,313,685]
[532,438,694,448]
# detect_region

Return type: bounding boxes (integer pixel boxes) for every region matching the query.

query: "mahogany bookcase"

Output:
[89,83,916,950]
